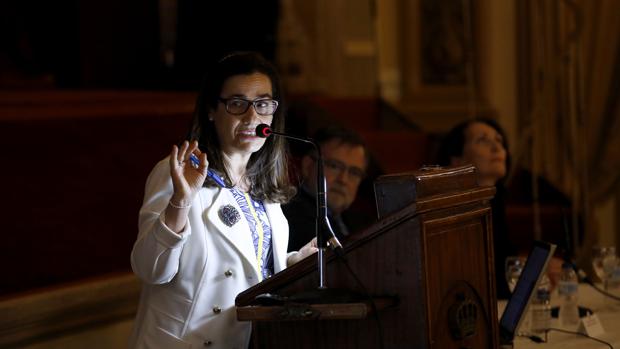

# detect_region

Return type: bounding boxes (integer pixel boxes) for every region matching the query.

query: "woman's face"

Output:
[210,72,275,157]
[452,122,507,186]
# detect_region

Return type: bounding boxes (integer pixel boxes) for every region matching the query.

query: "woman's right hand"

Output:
[169,140,209,207]
[287,238,318,266]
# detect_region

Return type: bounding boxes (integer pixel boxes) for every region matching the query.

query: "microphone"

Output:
[566,260,620,302]
[564,261,591,283]
[255,123,343,252]
[256,124,272,138]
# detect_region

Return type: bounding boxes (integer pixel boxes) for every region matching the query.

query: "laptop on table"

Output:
[498,240,557,345]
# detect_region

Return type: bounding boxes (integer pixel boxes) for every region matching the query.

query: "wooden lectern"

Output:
[236,165,500,349]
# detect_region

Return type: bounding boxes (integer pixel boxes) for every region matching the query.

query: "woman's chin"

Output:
[234,139,265,153]
[478,170,505,186]
[488,165,506,179]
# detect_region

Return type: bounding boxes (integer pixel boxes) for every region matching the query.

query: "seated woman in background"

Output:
[437,118,564,299]
[129,52,316,349]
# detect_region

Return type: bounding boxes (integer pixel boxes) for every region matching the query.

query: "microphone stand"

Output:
[262,128,342,291]
[314,143,339,288]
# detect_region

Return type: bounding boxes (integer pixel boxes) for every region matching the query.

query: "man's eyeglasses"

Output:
[218,97,279,116]
[311,156,365,181]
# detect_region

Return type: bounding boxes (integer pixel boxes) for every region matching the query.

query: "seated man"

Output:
[284,126,370,252]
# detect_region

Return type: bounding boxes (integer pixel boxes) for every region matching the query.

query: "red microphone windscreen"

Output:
[255,124,272,138]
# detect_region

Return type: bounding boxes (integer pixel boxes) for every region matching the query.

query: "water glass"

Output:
[505,256,526,294]
[592,246,619,309]
[592,246,617,288]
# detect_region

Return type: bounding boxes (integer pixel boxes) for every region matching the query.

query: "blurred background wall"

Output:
[1,0,618,347]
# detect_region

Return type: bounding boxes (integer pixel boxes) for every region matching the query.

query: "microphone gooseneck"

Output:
[253,125,379,329]
[254,123,343,253]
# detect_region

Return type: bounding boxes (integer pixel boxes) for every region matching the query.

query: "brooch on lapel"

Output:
[218,204,241,227]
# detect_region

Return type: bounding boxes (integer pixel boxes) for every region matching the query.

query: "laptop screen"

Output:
[499,240,556,343]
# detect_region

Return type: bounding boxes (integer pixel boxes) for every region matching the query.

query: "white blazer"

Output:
[129,158,289,349]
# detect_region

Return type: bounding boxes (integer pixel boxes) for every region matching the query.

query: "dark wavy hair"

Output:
[436,117,511,180]
[309,126,370,169]
[187,51,295,203]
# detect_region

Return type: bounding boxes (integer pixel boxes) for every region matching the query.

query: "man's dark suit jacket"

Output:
[283,188,358,252]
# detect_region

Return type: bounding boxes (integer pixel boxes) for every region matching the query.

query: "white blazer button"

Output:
[203,340,213,346]
[224,269,233,277]
[213,306,222,314]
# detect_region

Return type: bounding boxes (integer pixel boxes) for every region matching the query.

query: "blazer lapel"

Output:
[207,189,260,279]
[264,202,288,273]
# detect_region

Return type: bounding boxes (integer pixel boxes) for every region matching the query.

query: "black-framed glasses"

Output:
[218,97,279,116]
[311,156,365,181]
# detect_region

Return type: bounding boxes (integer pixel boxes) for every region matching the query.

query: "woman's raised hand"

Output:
[169,140,208,207]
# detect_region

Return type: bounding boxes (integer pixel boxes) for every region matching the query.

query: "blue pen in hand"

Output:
[189,153,227,187]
